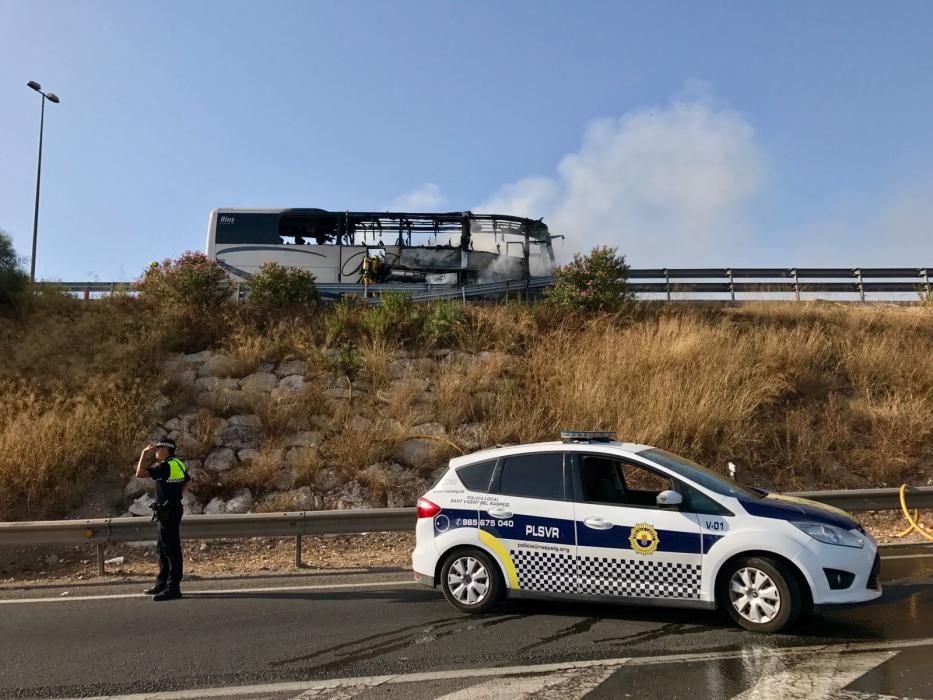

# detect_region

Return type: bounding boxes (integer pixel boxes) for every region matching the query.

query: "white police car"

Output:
[412,432,881,633]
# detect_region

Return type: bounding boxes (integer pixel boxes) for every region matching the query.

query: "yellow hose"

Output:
[896,484,933,542]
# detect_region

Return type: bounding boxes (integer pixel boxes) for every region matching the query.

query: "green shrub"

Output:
[423,300,465,347]
[545,246,633,312]
[0,230,28,310]
[325,295,366,346]
[365,291,421,342]
[247,262,319,307]
[136,251,234,309]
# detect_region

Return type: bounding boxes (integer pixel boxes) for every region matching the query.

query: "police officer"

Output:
[136,438,189,601]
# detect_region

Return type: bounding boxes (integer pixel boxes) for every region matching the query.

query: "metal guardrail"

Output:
[2,488,931,575]
[48,267,933,303]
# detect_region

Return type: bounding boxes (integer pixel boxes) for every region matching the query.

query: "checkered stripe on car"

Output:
[577,556,701,599]
[510,549,576,593]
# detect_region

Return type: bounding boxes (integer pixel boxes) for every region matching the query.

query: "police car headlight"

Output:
[793,522,865,548]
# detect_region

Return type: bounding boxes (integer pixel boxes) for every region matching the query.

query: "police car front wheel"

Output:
[719,556,802,633]
[440,549,503,613]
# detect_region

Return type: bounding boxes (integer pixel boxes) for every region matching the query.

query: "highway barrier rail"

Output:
[52,266,932,303]
[1,487,931,575]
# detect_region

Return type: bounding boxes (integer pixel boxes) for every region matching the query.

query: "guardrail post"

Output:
[727,268,735,302]
[96,543,105,576]
[461,286,466,307]
[792,268,800,302]
[664,268,671,301]
[295,535,302,568]
[855,268,865,302]
[83,287,90,301]
[924,268,930,300]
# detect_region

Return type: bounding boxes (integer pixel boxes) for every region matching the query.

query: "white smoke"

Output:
[476,88,764,265]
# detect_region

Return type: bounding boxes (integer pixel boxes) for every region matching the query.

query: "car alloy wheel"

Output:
[729,566,782,624]
[447,555,490,606]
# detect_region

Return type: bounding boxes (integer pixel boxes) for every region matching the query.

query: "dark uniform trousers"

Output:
[156,502,184,590]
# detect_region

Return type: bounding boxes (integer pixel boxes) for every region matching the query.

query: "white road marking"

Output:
[0,579,417,605]
[730,650,898,699]
[71,637,933,700]
[435,663,620,700]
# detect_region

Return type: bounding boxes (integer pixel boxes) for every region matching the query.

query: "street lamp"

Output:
[26,80,60,283]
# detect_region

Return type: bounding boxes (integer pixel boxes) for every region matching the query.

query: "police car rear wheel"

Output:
[720,556,801,633]
[440,549,502,613]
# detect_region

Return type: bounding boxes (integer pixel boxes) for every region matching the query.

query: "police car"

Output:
[412,432,881,633]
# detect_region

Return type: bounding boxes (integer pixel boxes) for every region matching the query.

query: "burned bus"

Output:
[205,209,557,285]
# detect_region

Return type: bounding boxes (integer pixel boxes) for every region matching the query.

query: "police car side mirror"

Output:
[656,490,682,508]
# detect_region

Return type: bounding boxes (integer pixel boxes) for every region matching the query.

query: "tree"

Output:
[246,262,319,307]
[545,246,633,312]
[0,229,28,309]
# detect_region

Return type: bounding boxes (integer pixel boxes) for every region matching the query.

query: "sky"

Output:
[1,1,932,281]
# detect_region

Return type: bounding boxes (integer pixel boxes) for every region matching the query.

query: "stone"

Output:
[125,475,153,499]
[312,467,345,492]
[129,494,155,517]
[283,431,322,448]
[163,417,184,432]
[195,376,240,392]
[219,424,262,451]
[273,467,296,491]
[278,375,307,392]
[225,488,254,514]
[395,438,439,468]
[205,448,237,472]
[276,359,307,377]
[237,448,261,463]
[147,426,169,442]
[183,350,212,364]
[46,554,60,567]
[412,421,446,437]
[197,353,239,378]
[161,356,183,372]
[258,486,322,512]
[347,415,374,433]
[327,387,354,400]
[172,369,198,386]
[453,423,487,451]
[228,414,263,430]
[181,490,203,515]
[389,358,436,380]
[146,395,171,417]
[203,497,226,515]
[387,477,430,508]
[239,372,278,393]
[323,481,375,510]
[258,363,275,374]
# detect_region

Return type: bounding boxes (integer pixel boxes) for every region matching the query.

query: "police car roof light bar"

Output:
[560,431,616,443]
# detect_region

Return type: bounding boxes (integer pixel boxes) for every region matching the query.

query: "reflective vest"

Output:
[166,457,188,484]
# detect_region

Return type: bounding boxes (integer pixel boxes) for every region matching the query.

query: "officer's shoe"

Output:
[144,583,167,595]
[152,589,183,602]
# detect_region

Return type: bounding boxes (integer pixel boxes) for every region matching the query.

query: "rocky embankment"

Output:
[120,348,503,518]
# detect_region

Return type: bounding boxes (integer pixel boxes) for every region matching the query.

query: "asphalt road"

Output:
[1,547,931,699]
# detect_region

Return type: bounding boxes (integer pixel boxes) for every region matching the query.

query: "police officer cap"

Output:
[154,438,176,452]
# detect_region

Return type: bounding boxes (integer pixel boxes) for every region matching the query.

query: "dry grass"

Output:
[2,295,930,520]
[486,303,933,489]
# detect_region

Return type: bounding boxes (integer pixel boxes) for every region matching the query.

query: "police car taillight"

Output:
[417,498,441,518]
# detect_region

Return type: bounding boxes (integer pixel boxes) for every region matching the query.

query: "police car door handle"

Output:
[487,507,513,519]
[584,517,614,530]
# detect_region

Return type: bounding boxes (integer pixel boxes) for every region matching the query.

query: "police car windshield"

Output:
[639,449,763,500]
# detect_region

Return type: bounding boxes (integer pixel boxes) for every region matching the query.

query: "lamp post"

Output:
[26,80,60,283]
